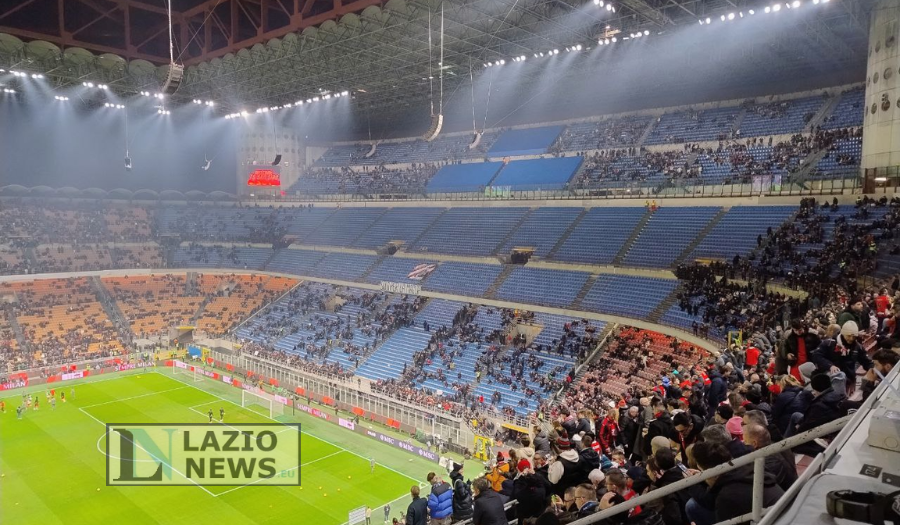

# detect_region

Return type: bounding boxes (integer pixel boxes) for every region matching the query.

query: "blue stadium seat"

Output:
[551,207,646,265]
[426,162,504,192]
[496,267,589,308]
[488,126,564,157]
[490,157,583,190]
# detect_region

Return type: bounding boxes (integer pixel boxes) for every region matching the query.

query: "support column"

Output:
[863,0,900,174]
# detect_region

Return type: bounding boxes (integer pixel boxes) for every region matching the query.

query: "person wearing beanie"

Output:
[777,319,821,382]
[512,458,547,524]
[725,417,744,441]
[837,297,869,330]
[449,462,473,522]
[547,431,587,496]
[811,320,873,394]
[785,372,847,441]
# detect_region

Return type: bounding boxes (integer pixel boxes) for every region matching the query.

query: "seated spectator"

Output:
[743,424,797,491]
[688,441,784,525]
[771,375,812,435]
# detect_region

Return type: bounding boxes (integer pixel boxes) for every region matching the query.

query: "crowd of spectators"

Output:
[294,164,439,195]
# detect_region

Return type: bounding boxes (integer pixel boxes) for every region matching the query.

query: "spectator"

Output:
[689,442,784,525]
[620,406,642,461]
[700,424,752,459]
[644,397,674,458]
[811,321,872,394]
[597,408,620,454]
[450,463,473,522]
[743,424,797,491]
[406,485,427,525]
[472,477,507,525]
[671,411,704,465]
[599,470,642,523]
[771,375,812,435]
[548,433,587,496]
[426,472,454,525]
[777,319,821,382]
[512,459,548,524]
[650,448,694,525]
[860,349,899,400]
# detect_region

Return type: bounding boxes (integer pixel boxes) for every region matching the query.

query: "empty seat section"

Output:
[552,207,646,265]
[580,275,678,319]
[422,262,503,297]
[272,208,335,241]
[307,253,378,281]
[623,207,720,268]
[740,96,824,137]
[410,208,529,256]
[355,328,433,380]
[264,249,329,275]
[496,267,589,308]
[645,106,740,145]
[303,208,386,247]
[426,162,503,192]
[488,125,564,157]
[822,89,864,130]
[499,208,583,257]
[490,156,583,190]
[352,207,445,249]
[688,206,795,260]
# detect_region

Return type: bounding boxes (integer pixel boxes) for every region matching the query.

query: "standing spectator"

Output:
[512,459,548,524]
[671,411,704,465]
[619,406,642,461]
[472,477,507,525]
[705,367,728,419]
[837,297,869,331]
[533,426,552,456]
[771,375,812,435]
[597,409,620,454]
[548,433,587,496]
[874,288,892,330]
[450,462,473,522]
[777,320,821,382]
[599,470,642,523]
[643,397,674,458]
[517,435,536,468]
[426,472,454,525]
[406,486,428,525]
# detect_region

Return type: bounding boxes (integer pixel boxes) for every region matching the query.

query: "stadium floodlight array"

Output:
[699,0,828,25]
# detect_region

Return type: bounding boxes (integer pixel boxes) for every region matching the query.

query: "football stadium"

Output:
[0,1,899,525]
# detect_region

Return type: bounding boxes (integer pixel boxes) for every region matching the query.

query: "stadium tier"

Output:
[487,125,565,156]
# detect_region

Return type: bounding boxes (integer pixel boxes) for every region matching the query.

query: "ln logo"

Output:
[106,423,301,486]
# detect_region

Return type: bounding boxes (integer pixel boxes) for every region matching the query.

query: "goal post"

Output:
[173,362,203,382]
[241,388,284,420]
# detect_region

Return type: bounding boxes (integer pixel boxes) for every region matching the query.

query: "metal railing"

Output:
[568,414,852,525]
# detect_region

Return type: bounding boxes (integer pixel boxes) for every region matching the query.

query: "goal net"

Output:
[173,362,203,382]
[241,388,284,420]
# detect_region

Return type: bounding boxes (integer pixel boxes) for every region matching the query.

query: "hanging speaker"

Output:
[272,154,282,166]
[162,63,185,95]
[422,113,443,142]
[124,156,132,171]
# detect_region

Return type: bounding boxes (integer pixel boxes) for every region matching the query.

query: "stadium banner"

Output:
[61,370,86,381]
[295,402,331,421]
[105,423,302,487]
[379,281,422,295]
[339,417,356,430]
[117,362,154,372]
[349,506,368,525]
[362,429,439,462]
[0,378,28,391]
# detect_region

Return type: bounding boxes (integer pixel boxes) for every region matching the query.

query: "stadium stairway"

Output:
[492,208,537,256]
[570,274,600,310]
[402,208,450,250]
[359,255,387,281]
[806,95,841,131]
[90,276,134,340]
[485,265,516,299]
[612,208,655,266]
[23,246,38,269]
[634,119,657,148]
[545,209,588,259]
[260,249,282,270]
[646,283,682,323]
[792,149,831,187]
[186,272,198,295]
[4,306,30,353]
[190,296,211,325]
[731,108,748,134]
[672,207,729,266]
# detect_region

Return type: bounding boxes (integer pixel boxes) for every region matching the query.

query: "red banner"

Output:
[352,407,365,416]
[269,377,279,387]
[226,363,234,372]
[321,396,334,406]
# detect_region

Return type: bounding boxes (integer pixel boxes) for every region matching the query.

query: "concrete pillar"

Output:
[863,0,900,171]
[235,123,304,195]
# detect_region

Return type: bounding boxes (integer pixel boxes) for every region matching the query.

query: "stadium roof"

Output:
[0,0,873,123]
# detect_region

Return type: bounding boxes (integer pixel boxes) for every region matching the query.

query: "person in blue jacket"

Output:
[426,472,454,525]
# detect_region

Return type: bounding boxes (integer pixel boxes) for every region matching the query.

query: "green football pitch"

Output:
[0,368,435,525]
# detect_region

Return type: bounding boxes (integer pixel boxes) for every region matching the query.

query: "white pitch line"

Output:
[78,405,216,497]
[211,450,346,497]
[80,386,191,409]
[159,369,423,484]
[0,370,155,403]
